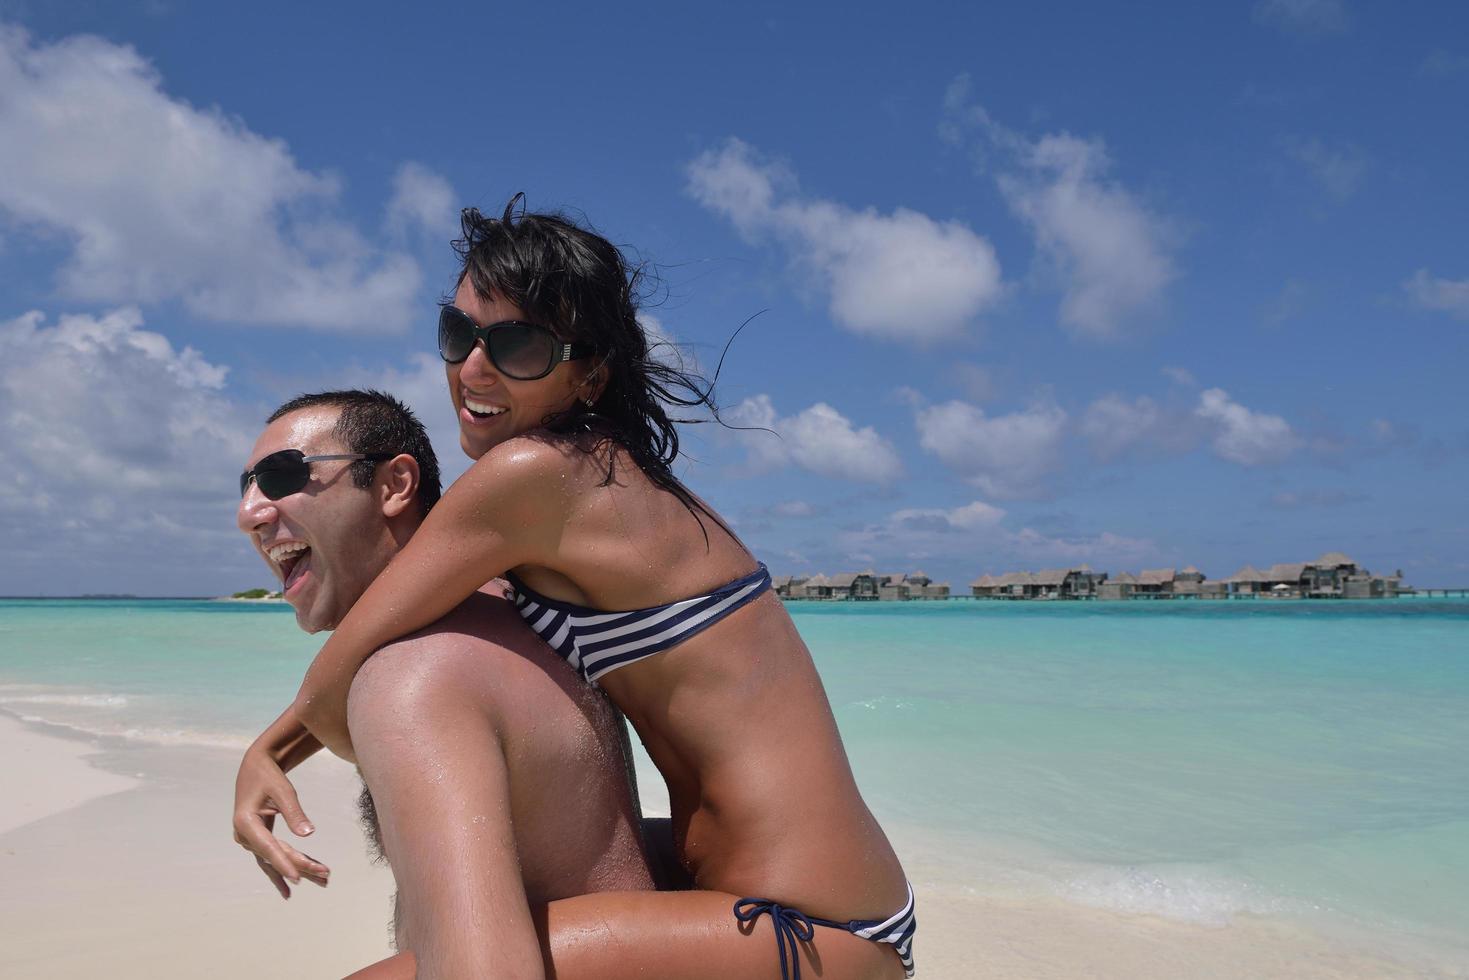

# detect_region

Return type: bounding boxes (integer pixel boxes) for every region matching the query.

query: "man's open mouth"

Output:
[267,541,311,591]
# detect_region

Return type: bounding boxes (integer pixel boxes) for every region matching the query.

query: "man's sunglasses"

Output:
[437,305,594,380]
[240,449,391,501]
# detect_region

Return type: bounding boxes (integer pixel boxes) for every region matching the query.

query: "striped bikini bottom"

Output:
[733,883,917,979]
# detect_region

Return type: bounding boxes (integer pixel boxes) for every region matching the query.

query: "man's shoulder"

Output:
[379,588,528,656]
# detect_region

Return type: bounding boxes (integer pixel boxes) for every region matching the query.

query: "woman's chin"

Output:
[458,427,496,460]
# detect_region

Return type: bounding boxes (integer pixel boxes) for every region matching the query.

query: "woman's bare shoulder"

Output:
[465,431,645,496]
[468,432,603,479]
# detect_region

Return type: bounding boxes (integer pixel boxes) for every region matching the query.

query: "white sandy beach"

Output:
[1,712,1459,979]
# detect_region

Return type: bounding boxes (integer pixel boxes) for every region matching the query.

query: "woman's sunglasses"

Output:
[437,305,594,380]
[240,449,391,501]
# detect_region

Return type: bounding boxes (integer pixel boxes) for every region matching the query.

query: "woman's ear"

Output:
[580,358,611,407]
[380,453,421,518]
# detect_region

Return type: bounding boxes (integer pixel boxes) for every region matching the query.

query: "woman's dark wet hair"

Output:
[452,194,725,531]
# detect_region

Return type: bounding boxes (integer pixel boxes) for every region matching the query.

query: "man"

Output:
[232,390,655,977]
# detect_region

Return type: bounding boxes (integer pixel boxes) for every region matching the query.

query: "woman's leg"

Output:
[536,890,906,980]
[345,891,906,980]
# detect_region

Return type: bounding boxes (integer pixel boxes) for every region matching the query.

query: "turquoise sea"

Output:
[2,597,1466,965]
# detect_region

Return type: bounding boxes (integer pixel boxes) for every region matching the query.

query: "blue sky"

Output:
[1,1,1466,595]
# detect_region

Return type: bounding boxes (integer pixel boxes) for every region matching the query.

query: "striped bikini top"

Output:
[506,563,772,684]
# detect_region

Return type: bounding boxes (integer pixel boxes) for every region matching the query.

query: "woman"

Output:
[237,197,914,979]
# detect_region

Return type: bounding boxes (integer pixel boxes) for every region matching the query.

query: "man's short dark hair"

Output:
[267,390,441,516]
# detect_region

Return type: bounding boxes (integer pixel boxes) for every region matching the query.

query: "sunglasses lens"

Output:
[248,451,310,501]
[489,324,557,380]
[438,307,476,363]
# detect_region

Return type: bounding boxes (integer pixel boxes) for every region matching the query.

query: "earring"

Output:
[583,397,595,407]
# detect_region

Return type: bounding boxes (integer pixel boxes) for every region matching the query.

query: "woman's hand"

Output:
[232,743,331,898]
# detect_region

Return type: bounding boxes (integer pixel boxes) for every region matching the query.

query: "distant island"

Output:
[219,588,284,602]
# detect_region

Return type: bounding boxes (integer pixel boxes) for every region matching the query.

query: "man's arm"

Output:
[348,632,544,980]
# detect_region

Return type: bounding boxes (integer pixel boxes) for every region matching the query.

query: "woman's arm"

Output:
[293,444,561,756]
[232,706,331,897]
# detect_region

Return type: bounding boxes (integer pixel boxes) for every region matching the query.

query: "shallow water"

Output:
[2,597,1466,963]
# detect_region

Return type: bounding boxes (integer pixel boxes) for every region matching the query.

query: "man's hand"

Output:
[233,744,331,898]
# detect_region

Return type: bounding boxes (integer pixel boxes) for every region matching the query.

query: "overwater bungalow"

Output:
[1263,563,1308,598]
[1225,564,1268,596]
[878,573,906,601]
[1134,568,1177,597]
[1032,569,1069,598]
[827,572,859,600]
[898,571,948,599]
[797,573,832,600]
[1304,552,1358,597]
[1069,565,1106,598]
[992,571,1033,599]
[1173,566,1205,598]
[1097,570,1137,600]
[919,578,951,599]
[850,571,882,599]
[969,574,1000,598]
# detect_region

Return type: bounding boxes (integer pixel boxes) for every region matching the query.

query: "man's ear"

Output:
[379,454,420,518]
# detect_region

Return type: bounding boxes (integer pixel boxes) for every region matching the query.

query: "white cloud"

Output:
[726,394,903,483]
[635,311,704,376]
[1421,50,1469,78]
[1080,394,1163,461]
[1260,278,1312,326]
[1162,365,1197,387]
[1195,388,1300,466]
[0,308,262,593]
[915,398,1067,499]
[686,139,1003,341]
[1253,0,1349,35]
[1005,527,1156,565]
[999,135,1175,337]
[943,77,1176,339]
[1080,393,1204,462]
[891,500,1007,532]
[952,362,1000,402]
[386,162,457,241]
[1283,137,1367,199]
[1268,489,1366,510]
[0,26,422,331]
[1405,270,1469,320]
[837,500,1153,571]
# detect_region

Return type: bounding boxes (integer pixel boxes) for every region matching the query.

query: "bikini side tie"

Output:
[733,898,817,980]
